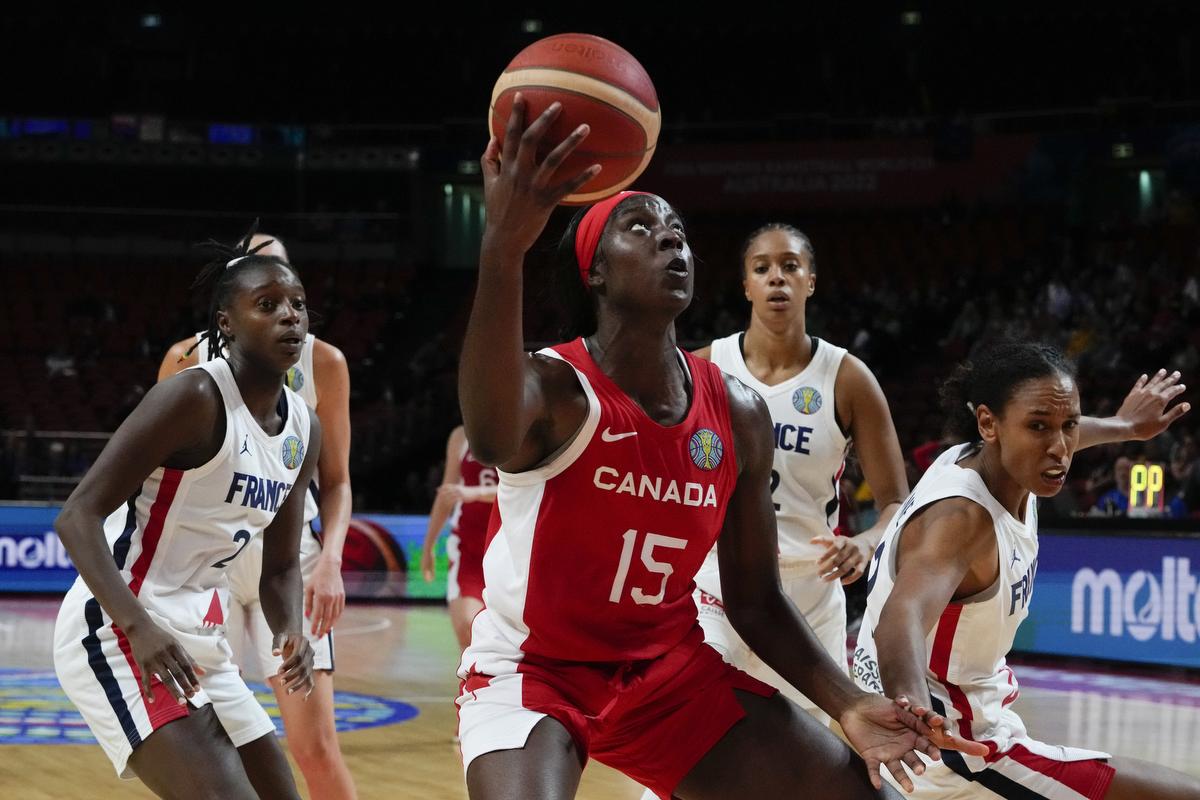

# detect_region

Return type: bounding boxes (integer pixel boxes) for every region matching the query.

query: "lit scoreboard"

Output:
[1127,462,1166,518]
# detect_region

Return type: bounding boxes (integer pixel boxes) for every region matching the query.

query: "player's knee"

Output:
[290,727,344,771]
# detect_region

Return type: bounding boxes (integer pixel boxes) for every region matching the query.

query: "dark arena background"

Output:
[2,7,1199,799]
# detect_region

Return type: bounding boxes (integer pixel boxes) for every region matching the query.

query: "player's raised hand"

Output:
[480,93,600,258]
[1116,369,1190,441]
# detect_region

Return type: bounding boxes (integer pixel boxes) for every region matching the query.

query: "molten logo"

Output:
[0,533,74,569]
[1071,557,1200,643]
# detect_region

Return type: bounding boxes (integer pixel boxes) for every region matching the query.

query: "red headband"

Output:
[574,191,653,288]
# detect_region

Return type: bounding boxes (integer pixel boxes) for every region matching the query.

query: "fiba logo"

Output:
[286,366,305,392]
[688,428,724,471]
[281,436,305,469]
[1071,557,1200,643]
[792,386,822,415]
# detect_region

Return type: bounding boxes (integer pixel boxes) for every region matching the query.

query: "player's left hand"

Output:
[436,483,468,504]
[305,556,346,639]
[839,692,988,791]
[812,534,874,584]
[1117,369,1190,440]
[273,632,315,699]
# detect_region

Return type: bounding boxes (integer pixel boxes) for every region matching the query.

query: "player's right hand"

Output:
[126,619,204,704]
[893,695,991,758]
[480,92,600,258]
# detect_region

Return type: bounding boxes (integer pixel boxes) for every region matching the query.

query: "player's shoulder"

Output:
[148,364,224,420]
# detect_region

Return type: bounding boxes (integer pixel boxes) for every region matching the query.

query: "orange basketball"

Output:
[489,33,661,205]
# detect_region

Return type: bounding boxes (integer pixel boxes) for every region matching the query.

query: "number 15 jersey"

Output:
[480,338,739,663]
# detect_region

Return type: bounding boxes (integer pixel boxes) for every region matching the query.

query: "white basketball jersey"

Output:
[78,359,310,635]
[196,331,319,526]
[710,333,848,561]
[853,443,1040,743]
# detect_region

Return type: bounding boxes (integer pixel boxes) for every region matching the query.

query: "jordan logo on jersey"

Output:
[240,435,251,456]
[225,471,294,512]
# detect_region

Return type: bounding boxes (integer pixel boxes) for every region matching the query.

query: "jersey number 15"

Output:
[609,529,688,606]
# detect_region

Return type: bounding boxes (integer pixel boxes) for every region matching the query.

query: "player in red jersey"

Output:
[422,424,497,649]
[453,94,987,800]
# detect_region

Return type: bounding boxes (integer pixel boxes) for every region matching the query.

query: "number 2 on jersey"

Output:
[769,469,781,511]
[609,529,688,606]
[211,529,252,569]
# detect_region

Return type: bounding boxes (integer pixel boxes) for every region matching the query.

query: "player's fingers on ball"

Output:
[519,101,562,159]
[536,125,590,185]
[501,93,526,162]
[554,164,601,200]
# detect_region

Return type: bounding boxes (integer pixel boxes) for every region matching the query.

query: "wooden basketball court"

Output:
[2,598,1198,798]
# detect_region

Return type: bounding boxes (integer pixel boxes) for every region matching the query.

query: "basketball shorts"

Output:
[888,710,1115,800]
[225,522,334,678]
[54,580,275,779]
[446,531,485,603]
[455,613,776,800]
[694,558,847,726]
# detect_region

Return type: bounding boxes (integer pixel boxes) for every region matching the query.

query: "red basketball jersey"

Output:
[452,444,497,551]
[482,338,738,662]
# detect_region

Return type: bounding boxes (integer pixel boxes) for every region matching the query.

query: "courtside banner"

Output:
[0,504,446,600]
[0,505,74,591]
[1014,529,1200,668]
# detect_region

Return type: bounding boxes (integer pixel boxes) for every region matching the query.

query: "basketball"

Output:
[489,33,661,205]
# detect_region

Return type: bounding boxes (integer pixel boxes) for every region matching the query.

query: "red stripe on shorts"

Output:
[992,743,1116,799]
[111,623,190,729]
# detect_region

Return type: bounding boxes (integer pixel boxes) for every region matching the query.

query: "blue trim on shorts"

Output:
[930,697,1049,800]
[111,490,141,570]
[81,598,143,751]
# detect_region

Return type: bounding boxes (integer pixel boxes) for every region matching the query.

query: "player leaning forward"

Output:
[453,93,986,800]
[855,344,1198,800]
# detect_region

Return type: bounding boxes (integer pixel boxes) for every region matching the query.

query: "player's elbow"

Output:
[462,426,516,467]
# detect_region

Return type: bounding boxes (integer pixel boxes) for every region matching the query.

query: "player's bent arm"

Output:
[312,339,352,566]
[157,337,199,382]
[872,499,995,706]
[461,100,594,469]
[56,372,223,632]
[839,355,909,545]
[260,409,323,638]
[717,375,865,720]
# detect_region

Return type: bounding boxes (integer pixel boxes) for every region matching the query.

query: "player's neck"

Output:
[226,355,287,430]
[973,446,1030,521]
[586,321,689,421]
[744,313,812,375]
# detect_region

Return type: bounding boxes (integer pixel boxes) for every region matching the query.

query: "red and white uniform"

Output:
[446,444,495,603]
[456,339,774,799]
[854,444,1115,800]
[54,359,311,778]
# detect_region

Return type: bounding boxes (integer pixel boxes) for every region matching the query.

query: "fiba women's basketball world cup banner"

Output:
[1013,529,1200,669]
[0,504,446,600]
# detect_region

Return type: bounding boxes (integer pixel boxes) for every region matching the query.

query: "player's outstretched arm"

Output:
[717,374,986,790]
[1077,368,1189,450]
